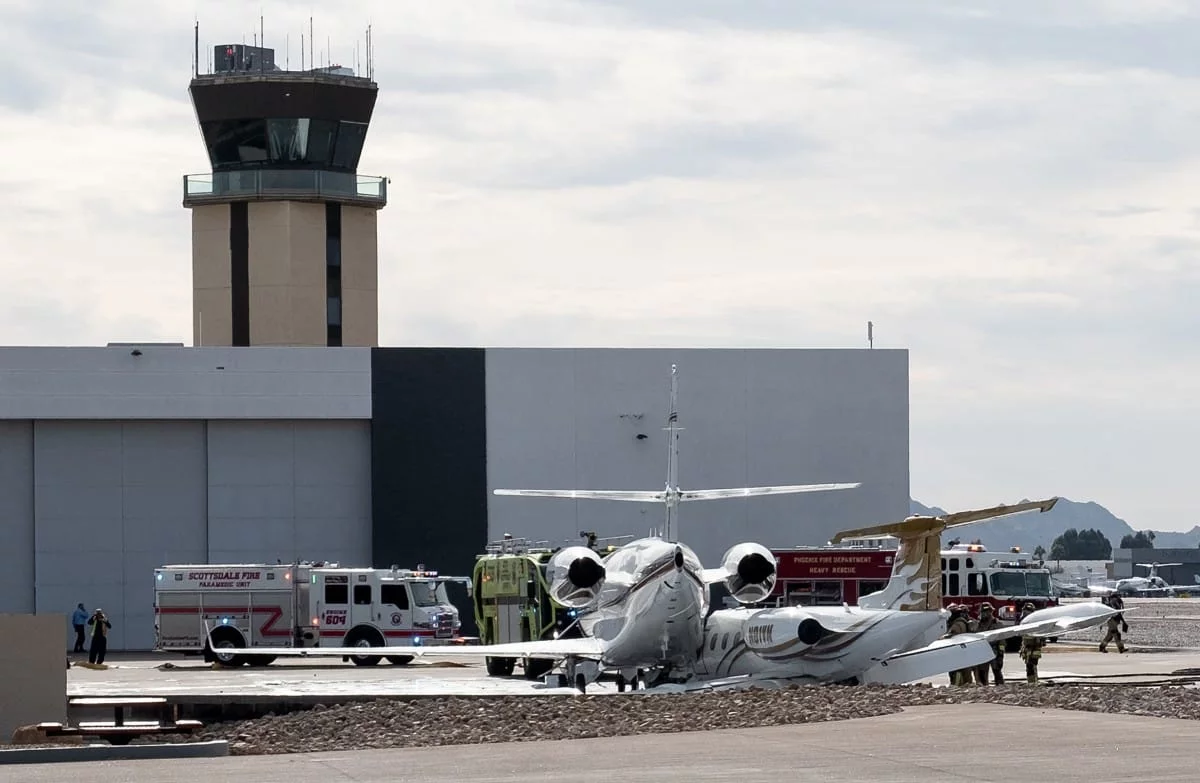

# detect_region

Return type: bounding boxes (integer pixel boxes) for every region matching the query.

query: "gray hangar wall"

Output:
[0,347,373,651]
[12,420,370,651]
[483,348,909,566]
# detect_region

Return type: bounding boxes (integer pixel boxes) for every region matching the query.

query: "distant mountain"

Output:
[909,497,1200,554]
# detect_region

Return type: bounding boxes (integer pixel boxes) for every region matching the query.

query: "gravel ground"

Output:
[139,684,1200,756]
[1061,598,1200,648]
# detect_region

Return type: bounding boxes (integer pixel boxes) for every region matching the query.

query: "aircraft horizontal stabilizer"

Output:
[830,497,1059,543]
[494,483,861,503]
[680,483,861,501]
[493,489,665,502]
[861,637,997,685]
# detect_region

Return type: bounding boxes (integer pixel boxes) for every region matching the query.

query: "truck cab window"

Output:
[324,584,348,604]
[381,584,409,610]
[353,585,371,605]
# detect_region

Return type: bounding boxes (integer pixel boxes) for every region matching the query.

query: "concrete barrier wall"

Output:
[0,614,67,744]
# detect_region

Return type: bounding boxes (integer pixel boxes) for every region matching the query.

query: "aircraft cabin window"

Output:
[709,633,717,651]
[721,633,729,650]
[734,632,742,645]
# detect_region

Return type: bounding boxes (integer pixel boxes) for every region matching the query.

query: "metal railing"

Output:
[183,169,387,207]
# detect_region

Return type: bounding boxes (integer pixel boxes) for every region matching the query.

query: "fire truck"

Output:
[768,542,1059,651]
[153,561,472,667]
[472,532,629,679]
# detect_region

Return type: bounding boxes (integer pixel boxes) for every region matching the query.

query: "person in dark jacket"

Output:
[87,609,112,665]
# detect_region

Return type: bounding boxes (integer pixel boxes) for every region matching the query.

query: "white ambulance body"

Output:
[153,562,470,667]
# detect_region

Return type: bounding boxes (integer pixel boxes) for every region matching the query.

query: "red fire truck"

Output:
[768,542,1058,621]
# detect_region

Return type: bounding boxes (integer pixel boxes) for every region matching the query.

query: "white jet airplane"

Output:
[1114,562,1187,597]
[687,498,1122,690]
[220,364,861,690]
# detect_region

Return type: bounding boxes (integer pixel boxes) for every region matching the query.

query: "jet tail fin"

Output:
[831,498,1059,611]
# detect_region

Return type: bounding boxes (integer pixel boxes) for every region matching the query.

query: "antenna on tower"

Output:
[193,18,199,78]
[867,320,874,349]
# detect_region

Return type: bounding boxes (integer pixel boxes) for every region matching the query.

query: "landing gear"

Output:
[561,656,599,694]
[615,668,645,692]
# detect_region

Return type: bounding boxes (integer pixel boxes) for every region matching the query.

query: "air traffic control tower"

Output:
[183,43,386,346]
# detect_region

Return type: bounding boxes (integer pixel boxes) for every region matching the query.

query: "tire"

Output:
[386,656,413,665]
[524,658,554,680]
[206,628,248,667]
[485,656,516,676]
[344,627,384,666]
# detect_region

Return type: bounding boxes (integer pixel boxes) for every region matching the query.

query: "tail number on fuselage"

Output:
[747,623,774,646]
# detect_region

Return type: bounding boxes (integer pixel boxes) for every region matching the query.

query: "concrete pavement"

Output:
[10,703,1200,782]
[67,648,1200,699]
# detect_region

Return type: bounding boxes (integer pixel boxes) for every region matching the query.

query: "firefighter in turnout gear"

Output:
[973,602,1003,685]
[1018,602,1044,684]
[1099,593,1128,653]
[943,604,975,686]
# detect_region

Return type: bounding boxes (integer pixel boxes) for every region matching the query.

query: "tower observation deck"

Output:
[184,42,386,347]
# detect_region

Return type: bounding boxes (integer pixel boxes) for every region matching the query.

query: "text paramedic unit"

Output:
[153,562,472,667]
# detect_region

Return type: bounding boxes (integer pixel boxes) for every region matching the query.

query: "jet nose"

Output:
[674,546,684,570]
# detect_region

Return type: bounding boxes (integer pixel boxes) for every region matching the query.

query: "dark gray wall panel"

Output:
[0,422,34,613]
[370,349,488,581]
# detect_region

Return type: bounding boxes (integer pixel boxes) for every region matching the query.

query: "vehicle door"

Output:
[379,582,411,635]
[317,574,350,643]
[351,574,375,629]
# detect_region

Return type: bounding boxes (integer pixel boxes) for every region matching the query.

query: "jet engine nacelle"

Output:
[741,610,830,652]
[547,546,607,609]
[720,542,777,605]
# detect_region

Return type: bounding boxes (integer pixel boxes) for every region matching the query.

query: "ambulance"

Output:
[153,561,472,667]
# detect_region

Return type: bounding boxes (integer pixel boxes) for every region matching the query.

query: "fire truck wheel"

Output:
[206,628,248,667]
[524,658,553,680]
[485,656,516,676]
[344,627,385,666]
[386,656,414,665]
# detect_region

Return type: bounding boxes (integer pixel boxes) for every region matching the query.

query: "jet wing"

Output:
[222,636,607,661]
[410,637,606,661]
[967,603,1123,645]
[861,637,998,685]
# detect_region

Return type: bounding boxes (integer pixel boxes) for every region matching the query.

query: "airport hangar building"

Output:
[0,345,909,650]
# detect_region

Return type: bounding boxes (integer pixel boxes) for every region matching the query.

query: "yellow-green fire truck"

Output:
[472,532,624,679]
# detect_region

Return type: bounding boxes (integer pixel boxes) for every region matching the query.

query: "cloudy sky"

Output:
[0,1,1196,531]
